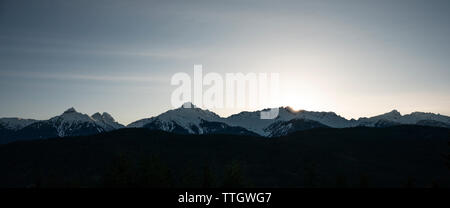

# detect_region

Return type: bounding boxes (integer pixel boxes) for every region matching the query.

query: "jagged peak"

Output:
[92,112,102,117]
[92,112,116,122]
[410,111,435,115]
[283,106,301,114]
[386,109,401,117]
[101,112,115,121]
[179,102,198,109]
[63,107,78,114]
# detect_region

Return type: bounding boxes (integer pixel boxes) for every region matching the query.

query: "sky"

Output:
[0,0,449,125]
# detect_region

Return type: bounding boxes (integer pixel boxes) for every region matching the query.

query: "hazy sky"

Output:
[1,0,449,124]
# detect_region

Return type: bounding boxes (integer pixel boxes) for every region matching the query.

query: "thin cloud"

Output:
[0,46,204,60]
[0,70,168,83]
[0,35,206,59]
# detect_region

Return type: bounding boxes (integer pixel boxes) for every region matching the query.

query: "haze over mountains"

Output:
[1,103,449,144]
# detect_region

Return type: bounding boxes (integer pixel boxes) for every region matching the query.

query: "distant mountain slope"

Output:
[127,117,155,128]
[224,107,295,136]
[0,118,38,130]
[355,110,450,127]
[416,120,450,128]
[197,120,260,136]
[265,119,330,137]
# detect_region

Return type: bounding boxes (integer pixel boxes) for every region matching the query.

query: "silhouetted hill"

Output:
[0,126,449,188]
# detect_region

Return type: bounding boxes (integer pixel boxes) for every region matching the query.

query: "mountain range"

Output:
[0,108,124,144]
[1,103,449,143]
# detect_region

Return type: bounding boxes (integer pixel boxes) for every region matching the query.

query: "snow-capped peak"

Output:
[389,109,401,116]
[126,103,223,133]
[47,108,97,137]
[101,112,115,122]
[153,104,222,133]
[294,110,350,128]
[43,108,124,137]
[91,112,103,120]
[379,110,402,119]
[225,107,297,136]
[53,108,93,123]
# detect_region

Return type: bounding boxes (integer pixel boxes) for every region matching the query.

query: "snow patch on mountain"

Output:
[294,110,351,128]
[136,103,223,134]
[39,108,124,137]
[224,107,350,136]
[0,118,38,130]
[4,105,449,141]
[132,105,449,137]
[355,110,450,127]
[127,118,156,128]
[265,119,330,137]
[48,108,99,137]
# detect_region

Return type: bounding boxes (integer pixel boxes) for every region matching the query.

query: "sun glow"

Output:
[279,77,333,113]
